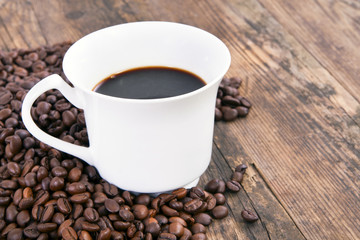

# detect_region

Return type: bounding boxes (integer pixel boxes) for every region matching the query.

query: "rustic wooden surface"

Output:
[0,0,359,239]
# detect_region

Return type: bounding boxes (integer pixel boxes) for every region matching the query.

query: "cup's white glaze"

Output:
[22,21,231,193]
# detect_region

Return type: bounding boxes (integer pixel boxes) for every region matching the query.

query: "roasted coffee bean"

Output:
[191,223,206,234]
[5,203,18,222]
[24,223,40,238]
[194,213,212,226]
[189,187,205,200]
[33,190,50,206]
[37,222,57,233]
[226,180,241,192]
[0,108,12,121]
[184,199,203,213]
[67,182,86,195]
[154,214,168,226]
[81,221,100,232]
[169,199,183,211]
[68,167,82,182]
[53,212,65,225]
[6,162,20,176]
[84,207,99,222]
[119,209,134,222]
[98,228,112,240]
[172,188,187,199]
[161,205,179,217]
[158,232,177,240]
[0,179,17,189]
[57,197,72,214]
[50,177,64,191]
[7,227,23,240]
[58,219,74,237]
[204,179,221,193]
[40,204,54,223]
[236,106,249,117]
[241,209,259,222]
[212,205,229,219]
[70,192,90,203]
[105,198,120,213]
[51,166,67,178]
[126,223,137,238]
[169,222,184,237]
[235,163,248,173]
[72,203,83,219]
[36,101,51,115]
[62,226,77,240]
[135,194,151,206]
[79,230,92,240]
[191,232,207,240]
[93,192,108,204]
[180,228,192,240]
[232,171,244,183]
[24,172,37,187]
[16,209,30,227]
[214,193,226,205]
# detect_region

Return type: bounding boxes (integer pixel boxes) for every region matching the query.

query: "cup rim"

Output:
[63,21,231,103]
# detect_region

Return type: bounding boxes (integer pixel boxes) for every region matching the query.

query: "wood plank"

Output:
[204,0,360,239]
[256,0,360,115]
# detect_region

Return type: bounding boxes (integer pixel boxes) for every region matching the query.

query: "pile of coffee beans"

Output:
[215,77,252,121]
[0,42,257,240]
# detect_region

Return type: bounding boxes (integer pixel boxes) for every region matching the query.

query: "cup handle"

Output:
[22,74,94,165]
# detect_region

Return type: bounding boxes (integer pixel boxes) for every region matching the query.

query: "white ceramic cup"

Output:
[22,21,231,193]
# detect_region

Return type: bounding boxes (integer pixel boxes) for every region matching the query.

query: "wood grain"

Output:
[0,0,359,239]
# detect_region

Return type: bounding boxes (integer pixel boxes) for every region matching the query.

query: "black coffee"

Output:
[93,66,206,99]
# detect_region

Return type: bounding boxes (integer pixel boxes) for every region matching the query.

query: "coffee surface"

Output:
[93,66,206,99]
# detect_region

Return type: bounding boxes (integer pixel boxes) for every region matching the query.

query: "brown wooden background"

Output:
[0,0,359,239]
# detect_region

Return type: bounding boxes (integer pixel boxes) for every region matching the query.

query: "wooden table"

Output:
[1,0,359,239]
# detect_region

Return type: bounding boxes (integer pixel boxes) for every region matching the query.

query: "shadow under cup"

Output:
[28,22,231,193]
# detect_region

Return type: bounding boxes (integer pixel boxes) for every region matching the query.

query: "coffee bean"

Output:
[161,205,179,217]
[135,194,151,206]
[79,230,92,240]
[57,197,72,215]
[68,167,82,182]
[132,204,148,220]
[81,221,100,232]
[67,182,86,195]
[235,163,248,173]
[40,204,54,223]
[169,222,184,237]
[6,162,21,176]
[62,226,77,240]
[0,108,12,121]
[0,179,17,189]
[70,192,90,203]
[118,209,135,222]
[58,219,74,237]
[25,172,37,187]
[172,188,187,199]
[53,212,65,225]
[231,171,244,183]
[158,232,177,240]
[24,223,40,238]
[194,213,212,226]
[169,199,183,211]
[212,206,228,219]
[226,180,241,192]
[105,198,120,213]
[204,179,220,193]
[7,228,23,240]
[189,187,205,200]
[241,209,259,222]
[51,166,68,178]
[37,222,57,233]
[50,177,64,191]
[84,207,99,222]
[184,199,203,213]
[236,106,249,117]
[191,223,206,234]
[214,193,226,205]
[191,232,207,240]
[98,228,112,240]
